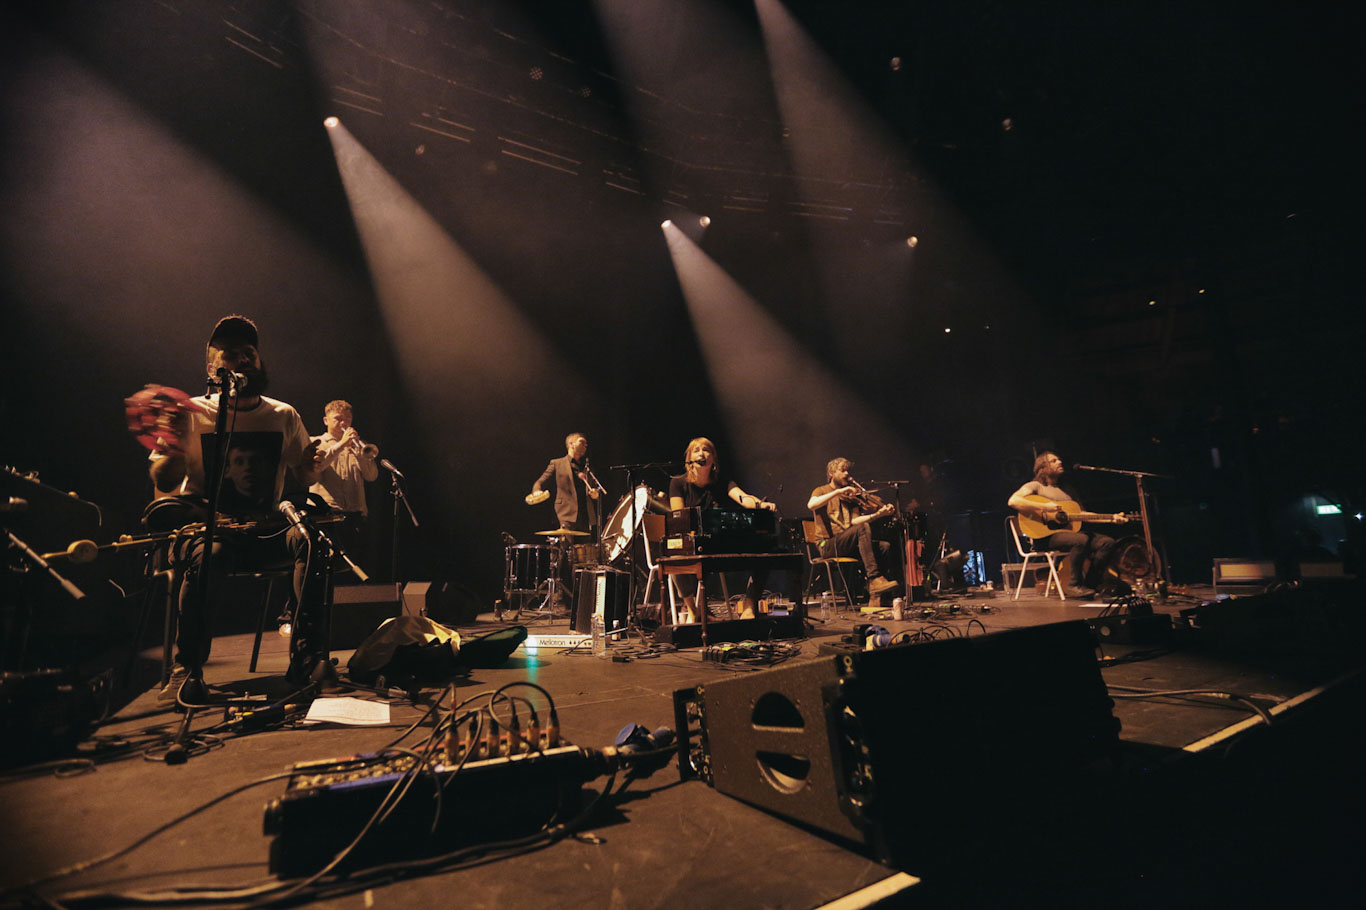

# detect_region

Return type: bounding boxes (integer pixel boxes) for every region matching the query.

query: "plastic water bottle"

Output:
[591,613,607,658]
[819,591,832,622]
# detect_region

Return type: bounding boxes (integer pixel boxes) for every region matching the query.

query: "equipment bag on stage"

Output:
[347,617,527,688]
[347,615,462,687]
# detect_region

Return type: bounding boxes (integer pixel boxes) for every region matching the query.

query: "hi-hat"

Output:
[536,528,590,537]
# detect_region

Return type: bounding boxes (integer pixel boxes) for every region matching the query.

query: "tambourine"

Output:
[525,489,550,506]
[125,384,204,455]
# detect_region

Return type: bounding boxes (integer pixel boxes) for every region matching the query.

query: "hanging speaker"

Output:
[673,620,1120,872]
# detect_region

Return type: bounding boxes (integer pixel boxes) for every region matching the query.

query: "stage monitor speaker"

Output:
[404,581,483,627]
[673,620,1119,872]
[571,568,629,633]
[330,584,401,649]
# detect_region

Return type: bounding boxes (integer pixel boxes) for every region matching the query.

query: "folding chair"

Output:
[1007,516,1067,602]
[801,519,860,608]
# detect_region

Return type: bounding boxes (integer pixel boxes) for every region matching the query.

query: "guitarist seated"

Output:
[1008,452,1124,599]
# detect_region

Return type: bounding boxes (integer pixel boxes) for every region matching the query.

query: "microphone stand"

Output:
[583,461,607,545]
[1072,464,1172,595]
[277,503,340,690]
[872,479,914,610]
[4,530,88,672]
[382,461,419,586]
[193,370,238,664]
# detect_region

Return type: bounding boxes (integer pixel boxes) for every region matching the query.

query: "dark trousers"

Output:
[821,523,892,580]
[174,526,326,672]
[1038,530,1115,587]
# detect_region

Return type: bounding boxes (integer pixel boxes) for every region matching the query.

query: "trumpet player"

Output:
[311,400,379,516]
[530,432,601,535]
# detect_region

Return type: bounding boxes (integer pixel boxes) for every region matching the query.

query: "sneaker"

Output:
[868,576,898,596]
[1064,585,1097,600]
[157,665,190,704]
[157,664,207,705]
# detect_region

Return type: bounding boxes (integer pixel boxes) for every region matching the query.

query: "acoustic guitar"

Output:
[1016,495,1138,540]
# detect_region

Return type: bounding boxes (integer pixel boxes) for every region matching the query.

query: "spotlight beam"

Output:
[661,221,916,507]
[324,120,590,502]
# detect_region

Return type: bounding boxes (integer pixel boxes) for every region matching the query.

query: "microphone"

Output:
[214,367,248,397]
[501,531,518,546]
[1073,464,1096,471]
[214,367,247,386]
[277,500,309,535]
[379,459,404,478]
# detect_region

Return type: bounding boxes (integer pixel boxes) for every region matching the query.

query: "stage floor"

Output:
[3,583,1364,907]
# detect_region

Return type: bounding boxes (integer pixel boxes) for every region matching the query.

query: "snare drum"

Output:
[505,544,553,595]
[570,542,602,568]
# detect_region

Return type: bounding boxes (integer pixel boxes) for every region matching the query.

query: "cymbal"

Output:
[536,528,590,537]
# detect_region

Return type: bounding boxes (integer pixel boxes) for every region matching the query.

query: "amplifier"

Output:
[571,567,629,633]
[329,584,401,649]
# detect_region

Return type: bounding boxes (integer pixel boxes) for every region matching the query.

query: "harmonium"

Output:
[664,508,781,555]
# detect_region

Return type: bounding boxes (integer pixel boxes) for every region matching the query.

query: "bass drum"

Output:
[1097,536,1160,595]
[601,485,667,565]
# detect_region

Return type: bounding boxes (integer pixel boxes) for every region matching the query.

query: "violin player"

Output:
[807,457,899,599]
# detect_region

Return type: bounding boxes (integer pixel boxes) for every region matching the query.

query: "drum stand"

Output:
[508,537,570,621]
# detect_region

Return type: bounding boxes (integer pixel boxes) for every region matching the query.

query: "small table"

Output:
[655,552,805,646]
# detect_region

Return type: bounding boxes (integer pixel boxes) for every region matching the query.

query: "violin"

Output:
[840,479,888,513]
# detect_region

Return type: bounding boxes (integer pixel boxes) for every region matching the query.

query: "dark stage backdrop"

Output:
[3,1,1361,602]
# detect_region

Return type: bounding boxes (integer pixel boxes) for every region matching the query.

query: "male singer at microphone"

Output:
[1007,451,1118,599]
[142,315,325,703]
[310,400,378,516]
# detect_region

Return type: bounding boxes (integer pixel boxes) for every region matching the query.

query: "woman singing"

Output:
[666,437,776,622]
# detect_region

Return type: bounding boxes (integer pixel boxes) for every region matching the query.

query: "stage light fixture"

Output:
[324,116,339,129]
[944,327,951,334]
[699,216,711,227]
[661,219,672,229]
[906,236,918,248]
